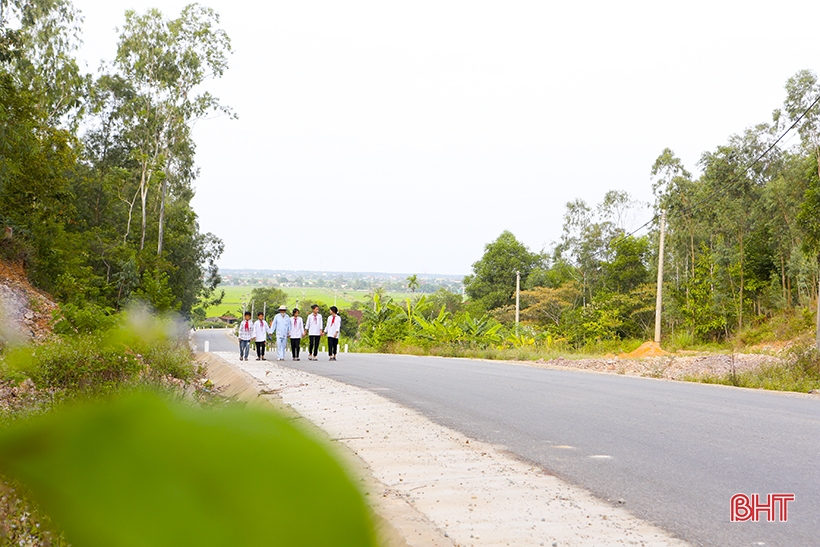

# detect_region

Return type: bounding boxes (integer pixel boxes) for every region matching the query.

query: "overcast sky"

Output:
[71,0,820,275]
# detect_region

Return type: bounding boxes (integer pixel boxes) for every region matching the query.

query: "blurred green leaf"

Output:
[0,394,379,547]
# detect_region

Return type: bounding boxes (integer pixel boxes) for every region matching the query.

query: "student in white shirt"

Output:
[237,311,253,361]
[252,311,270,360]
[305,304,323,361]
[325,305,341,361]
[289,308,305,360]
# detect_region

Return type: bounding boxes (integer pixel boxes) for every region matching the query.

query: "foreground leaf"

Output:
[0,393,378,547]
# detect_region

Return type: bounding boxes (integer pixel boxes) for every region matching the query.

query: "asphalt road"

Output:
[194,330,820,547]
[194,328,240,353]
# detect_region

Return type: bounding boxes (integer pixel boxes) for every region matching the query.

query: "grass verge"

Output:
[685,345,820,393]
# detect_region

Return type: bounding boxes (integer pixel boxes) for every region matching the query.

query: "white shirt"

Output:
[325,314,341,338]
[238,319,254,341]
[305,312,323,336]
[252,319,270,342]
[289,316,304,338]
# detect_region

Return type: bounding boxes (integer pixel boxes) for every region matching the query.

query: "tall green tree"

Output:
[248,287,288,320]
[463,231,544,311]
[0,2,231,319]
[107,3,233,253]
[1,0,86,126]
[696,124,778,331]
[785,70,820,349]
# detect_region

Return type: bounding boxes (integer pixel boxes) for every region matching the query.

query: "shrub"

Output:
[1,310,194,394]
[52,302,117,335]
[691,344,820,393]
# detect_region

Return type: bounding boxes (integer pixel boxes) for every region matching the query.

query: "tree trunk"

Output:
[139,133,164,251]
[689,225,695,277]
[787,274,792,306]
[157,172,168,256]
[738,229,744,332]
[139,181,148,251]
[816,155,820,350]
[780,254,787,307]
[123,186,139,244]
[814,275,820,351]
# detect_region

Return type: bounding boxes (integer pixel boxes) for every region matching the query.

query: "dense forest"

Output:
[0,0,229,322]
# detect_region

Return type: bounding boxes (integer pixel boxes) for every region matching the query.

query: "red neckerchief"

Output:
[244,320,249,330]
[331,315,336,325]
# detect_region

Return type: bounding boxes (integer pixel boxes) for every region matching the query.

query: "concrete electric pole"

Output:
[654,210,667,344]
[515,270,521,337]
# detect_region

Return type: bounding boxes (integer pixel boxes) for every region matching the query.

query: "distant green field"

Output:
[205,286,415,317]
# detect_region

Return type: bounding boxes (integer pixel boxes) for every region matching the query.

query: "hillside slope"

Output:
[0,260,57,345]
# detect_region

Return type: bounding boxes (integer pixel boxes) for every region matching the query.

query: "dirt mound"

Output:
[618,341,669,359]
[0,259,58,344]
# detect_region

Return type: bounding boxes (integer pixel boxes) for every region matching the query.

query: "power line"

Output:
[595,92,820,259]
[673,93,820,218]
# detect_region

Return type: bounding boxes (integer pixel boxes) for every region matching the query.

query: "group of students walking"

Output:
[237,304,342,362]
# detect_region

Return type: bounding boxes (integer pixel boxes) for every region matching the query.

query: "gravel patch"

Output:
[533,353,782,380]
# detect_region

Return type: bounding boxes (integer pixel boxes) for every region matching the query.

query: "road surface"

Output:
[194,330,820,547]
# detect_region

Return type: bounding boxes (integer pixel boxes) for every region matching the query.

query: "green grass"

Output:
[205,286,416,317]
[685,345,820,393]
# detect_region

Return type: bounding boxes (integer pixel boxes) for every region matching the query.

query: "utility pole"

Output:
[654,210,667,344]
[515,270,521,337]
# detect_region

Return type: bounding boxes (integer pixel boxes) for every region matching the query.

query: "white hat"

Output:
[279,305,288,311]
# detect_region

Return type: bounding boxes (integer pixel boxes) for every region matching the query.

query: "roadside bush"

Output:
[692,344,820,393]
[735,307,814,347]
[1,311,194,394]
[52,302,117,335]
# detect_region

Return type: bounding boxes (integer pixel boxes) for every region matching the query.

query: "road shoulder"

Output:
[205,351,693,547]
[196,352,452,547]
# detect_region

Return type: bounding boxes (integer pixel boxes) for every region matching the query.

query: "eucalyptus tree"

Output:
[0,0,86,126]
[785,70,820,349]
[785,70,820,180]
[108,3,233,253]
[696,123,781,331]
[758,152,809,309]
[651,148,698,275]
[552,192,648,302]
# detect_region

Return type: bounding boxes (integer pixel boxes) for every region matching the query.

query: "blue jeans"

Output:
[239,339,250,359]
